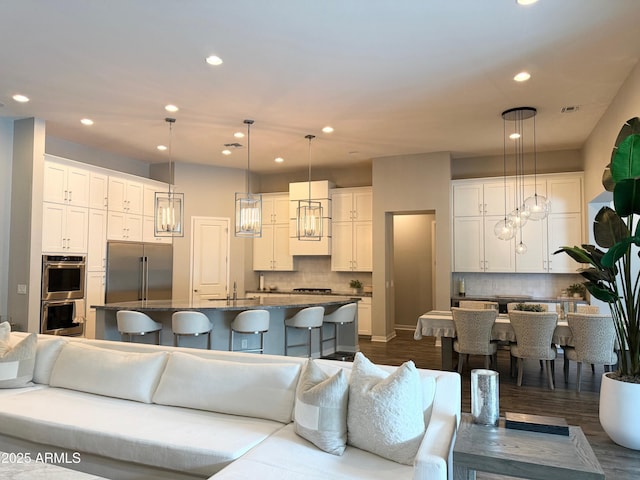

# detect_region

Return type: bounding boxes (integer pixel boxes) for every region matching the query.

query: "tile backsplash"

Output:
[256,256,372,293]
[451,272,583,298]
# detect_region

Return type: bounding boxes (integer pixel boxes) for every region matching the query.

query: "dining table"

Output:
[414,310,573,371]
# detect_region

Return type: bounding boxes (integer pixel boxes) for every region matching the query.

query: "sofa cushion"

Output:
[49,342,168,403]
[0,387,285,477]
[0,333,36,388]
[33,336,67,384]
[0,321,9,354]
[347,352,425,465]
[294,358,348,455]
[214,423,414,480]
[153,351,301,423]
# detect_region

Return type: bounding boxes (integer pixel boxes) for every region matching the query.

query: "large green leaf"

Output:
[601,236,638,267]
[594,206,629,248]
[584,282,618,303]
[553,246,596,267]
[602,163,615,192]
[614,178,640,216]
[611,134,640,182]
[579,267,615,284]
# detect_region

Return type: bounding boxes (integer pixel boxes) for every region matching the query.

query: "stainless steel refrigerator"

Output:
[105,242,173,303]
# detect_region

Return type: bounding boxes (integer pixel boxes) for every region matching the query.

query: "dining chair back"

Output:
[564,313,617,392]
[509,310,558,389]
[451,307,498,373]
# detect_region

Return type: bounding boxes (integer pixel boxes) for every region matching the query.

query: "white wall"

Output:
[172,162,250,300]
[372,152,451,341]
[0,119,14,319]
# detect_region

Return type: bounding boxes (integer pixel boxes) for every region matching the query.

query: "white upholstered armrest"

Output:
[413,411,457,480]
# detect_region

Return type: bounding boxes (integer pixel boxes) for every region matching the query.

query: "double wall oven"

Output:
[41,255,85,336]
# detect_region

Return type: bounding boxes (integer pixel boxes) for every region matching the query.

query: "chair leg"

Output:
[539,359,544,370]
[307,328,312,358]
[206,331,211,350]
[174,334,179,347]
[546,360,554,390]
[604,364,610,373]
[229,330,234,351]
[564,356,569,383]
[577,362,582,393]
[319,326,323,359]
[517,358,524,386]
[284,326,289,356]
[591,363,595,374]
[484,355,490,369]
[457,353,464,374]
[510,354,516,378]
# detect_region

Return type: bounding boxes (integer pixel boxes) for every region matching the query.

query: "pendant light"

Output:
[296,134,323,241]
[522,109,550,220]
[494,115,516,241]
[155,117,184,237]
[235,119,262,237]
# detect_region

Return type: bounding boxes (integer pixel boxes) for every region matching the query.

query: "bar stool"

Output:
[321,303,357,357]
[116,310,162,344]
[229,309,270,354]
[172,311,212,349]
[284,306,325,358]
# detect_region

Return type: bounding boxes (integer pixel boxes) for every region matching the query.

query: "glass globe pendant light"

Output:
[522,109,550,219]
[495,111,516,241]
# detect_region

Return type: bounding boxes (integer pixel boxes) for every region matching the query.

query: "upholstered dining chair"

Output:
[451,307,498,373]
[576,305,600,314]
[508,310,558,390]
[564,313,617,392]
[459,300,498,310]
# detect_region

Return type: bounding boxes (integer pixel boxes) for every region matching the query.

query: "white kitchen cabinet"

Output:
[254,193,295,271]
[453,173,583,273]
[453,180,513,217]
[357,297,372,336]
[87,209,107,271]
[89,172,109,210]
[106,211,143,241]
[108,177,143,214]
[331,187,372,272]
[42,202,89,253]
[84,270,105,339]
[143,216,173,243]
[43,159,90,207]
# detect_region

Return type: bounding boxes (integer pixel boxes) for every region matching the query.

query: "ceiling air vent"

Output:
[224,142,243,149]
[560,106,580,113]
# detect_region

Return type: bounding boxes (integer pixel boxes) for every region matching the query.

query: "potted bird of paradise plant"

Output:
[555,117,640,449]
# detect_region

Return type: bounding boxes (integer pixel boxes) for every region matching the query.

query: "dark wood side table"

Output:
[453,414,604,480]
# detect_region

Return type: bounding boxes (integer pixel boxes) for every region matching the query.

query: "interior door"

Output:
[191,217,229,302]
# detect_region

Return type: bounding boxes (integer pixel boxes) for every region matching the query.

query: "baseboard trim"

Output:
[371,331,397,343]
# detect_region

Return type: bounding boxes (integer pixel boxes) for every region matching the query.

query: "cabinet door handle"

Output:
[64,190,68,201]
[483,203,487,214]
[104,197,108,207]
[68,190,73,202]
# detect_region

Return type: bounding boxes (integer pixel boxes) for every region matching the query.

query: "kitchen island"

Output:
[93,295,359,357]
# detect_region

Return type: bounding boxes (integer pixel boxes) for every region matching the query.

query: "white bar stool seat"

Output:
[116,310,162,344]
[284,306,325,358]
[321,303,357,357]
[229,309,270,354]
[172,311,212,349]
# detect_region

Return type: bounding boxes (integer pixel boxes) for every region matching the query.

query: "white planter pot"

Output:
[600,372,640,450]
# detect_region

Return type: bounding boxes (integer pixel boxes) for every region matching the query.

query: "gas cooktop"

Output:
[292,288,332,294]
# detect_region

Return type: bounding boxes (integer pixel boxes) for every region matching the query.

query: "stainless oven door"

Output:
[41,300,84,336]
[42,259,86,300]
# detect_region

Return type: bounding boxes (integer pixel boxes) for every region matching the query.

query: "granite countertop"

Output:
[246,289,372,298]
[94,295,360,312]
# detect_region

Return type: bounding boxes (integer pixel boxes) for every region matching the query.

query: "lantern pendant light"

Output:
[235,119,262,237]
[155,117,184,237]
[296,134,323,241]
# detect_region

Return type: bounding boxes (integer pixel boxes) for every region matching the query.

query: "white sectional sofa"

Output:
[0,330,461,480]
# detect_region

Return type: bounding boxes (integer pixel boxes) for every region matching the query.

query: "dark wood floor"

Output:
[359,330,640,480]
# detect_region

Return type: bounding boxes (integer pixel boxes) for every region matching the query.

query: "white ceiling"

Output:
[1,0,639,174]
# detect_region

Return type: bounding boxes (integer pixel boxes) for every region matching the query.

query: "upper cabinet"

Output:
[89,172,109,210]
[43,157,90,207]
[108,177,143,214]
[453,172,584,274]
[331,187,372,272]
[253,193,295,271]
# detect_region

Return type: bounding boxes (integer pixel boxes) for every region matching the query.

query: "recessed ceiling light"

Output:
[12,94,29,103]
[222,149,232,155]
[275,157,284,163]
[517,0,539,5]
[234,131,245,138]
[513,71,531,82]
[509,133,521,140]
[157,145,168,151]
[80,118,94,126]
[165,104,179,113]
[322,126,334,133]
[206,55,223,66]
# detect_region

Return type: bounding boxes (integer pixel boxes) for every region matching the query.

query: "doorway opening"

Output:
[391,212,436,330]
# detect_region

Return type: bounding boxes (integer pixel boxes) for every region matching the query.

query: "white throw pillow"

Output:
[0,322,10,355]
[49,342,168,403]
[33,336,67,384]
[153,352,301,423]
[0,333,37,388]
[294,359,348,455]
[347,352,425,465]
